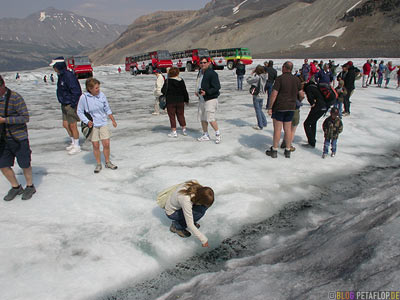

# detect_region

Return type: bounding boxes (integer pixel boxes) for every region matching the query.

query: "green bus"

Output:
[209,47,253,70]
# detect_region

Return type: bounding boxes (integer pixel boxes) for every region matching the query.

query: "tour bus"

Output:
[209,48,252,70]
[171,48,211,72]
[125,50,173,75]
[65,56,93,79]
[208,50,227,70]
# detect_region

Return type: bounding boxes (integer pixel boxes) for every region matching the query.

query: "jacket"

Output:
[56,63,82,108]
[236,63,246,76]
[265,67,277,84]
[363,63,371,75]
[153,74,165,97]
[344,66,356,91]
[161,77,189,104]
[246,73,268,96]
[77,91,112,127]
[315,70,333,84]
[323,116,343,140]
[0,88,29,141]
[198,67,221,101]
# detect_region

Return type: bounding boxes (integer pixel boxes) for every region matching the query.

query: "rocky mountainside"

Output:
[0,7,126,71]
[91,0,400,66]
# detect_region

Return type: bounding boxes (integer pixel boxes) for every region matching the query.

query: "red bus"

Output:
[125,50,173,75]
[66,56,93,79]
[171,48,210,72]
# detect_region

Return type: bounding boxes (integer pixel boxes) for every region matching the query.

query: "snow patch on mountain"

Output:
[233,0,249,15]
[346,0,363,13]
[299,26,347,48]
[39,12,46,22]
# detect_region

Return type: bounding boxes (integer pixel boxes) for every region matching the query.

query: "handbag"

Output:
[159,78,168,110]
[249,77,261,96]
[81,95,93,139]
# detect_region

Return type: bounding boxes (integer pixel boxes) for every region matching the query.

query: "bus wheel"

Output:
[147,65,153,74]
[227,61,234,70]
[130,68,135,75]
[186,63,193,72]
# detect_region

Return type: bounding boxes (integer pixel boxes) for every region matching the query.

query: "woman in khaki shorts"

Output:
[77,78,118,173]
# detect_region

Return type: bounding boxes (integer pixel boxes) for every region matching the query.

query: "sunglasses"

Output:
[199,61,208,64]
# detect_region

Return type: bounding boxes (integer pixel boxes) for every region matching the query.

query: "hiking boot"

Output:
[331,152,336,157]
[195,223,200,229]
[182,128,188,136]
[66,143,74,151]
[322,153,327,159]
[170,224,191,238]
[265,146,277,158]
[21,185,36,200]
[280,141,286,149]
[105,161,118,170]
[197,133,210,142]
[215,134,221,144]
[68,146,81,155]
[94,164,102,173]
[290,146,296,152]
[168,131,178,138]
[4,185,24,201]
[284,149,291,158]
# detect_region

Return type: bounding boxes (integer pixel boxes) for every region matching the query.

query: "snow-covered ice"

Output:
[0,58,400,300]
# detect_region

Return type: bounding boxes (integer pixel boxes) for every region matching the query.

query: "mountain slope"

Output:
[0,7,127,72]
[91,0,400,65]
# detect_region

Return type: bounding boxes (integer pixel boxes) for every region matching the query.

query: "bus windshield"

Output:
[74,56,91,65]
[198,49,209,57]
[157,51,171,60]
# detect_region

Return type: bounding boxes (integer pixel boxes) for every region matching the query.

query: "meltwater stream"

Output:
[98,151,400,300]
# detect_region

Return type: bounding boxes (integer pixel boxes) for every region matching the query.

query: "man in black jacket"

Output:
[236,61,246,90]
[264,60,277,108]
[195,57,222,144]
[341,62,356,116]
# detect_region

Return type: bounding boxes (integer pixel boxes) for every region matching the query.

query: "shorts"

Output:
[292,109,300,126]
[198,98,218,122]
[0,139,31,169]
[61,104,80,124]
[90,126,111,142]
[271,111,295,122]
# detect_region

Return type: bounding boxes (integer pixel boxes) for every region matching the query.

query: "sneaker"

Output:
[170,224,191,238]
[195,223,200,229]
[152,112,160,115]
[252,125,262,130]
[215,134,221,144]
[322,153,327,159]
[197,133,210,142]
[182,128,188,136]
[66,143,74,151]
[4,185,24,201]
[21,185,36,200]
[168,131,178,138]
[290,146,296,152]
[284,149,291,158]
[331,152,336,157]
[68,146,81,155]
[94,164,102,173]
[265,146,277,158]
[105,161,118,170]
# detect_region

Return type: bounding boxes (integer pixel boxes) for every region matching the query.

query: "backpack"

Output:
[318,83,338,107]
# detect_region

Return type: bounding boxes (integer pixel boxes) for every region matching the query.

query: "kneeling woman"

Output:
[164,181,214,247]
[77,78,118,173]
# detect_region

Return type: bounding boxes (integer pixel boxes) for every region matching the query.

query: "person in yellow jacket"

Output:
[162,180,214,247]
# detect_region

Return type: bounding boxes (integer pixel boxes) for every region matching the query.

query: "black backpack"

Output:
[318,83,338,107]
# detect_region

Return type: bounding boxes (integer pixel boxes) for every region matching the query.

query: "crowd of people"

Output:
[1,56,399,247]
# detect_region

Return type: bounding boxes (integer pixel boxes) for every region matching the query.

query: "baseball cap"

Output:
[49,57,65,67]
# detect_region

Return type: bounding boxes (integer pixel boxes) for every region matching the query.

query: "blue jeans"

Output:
[265,82,273,108]
[167,205,208,230]
[334,100,343,118]
[323,138,338,154]
[237,75,244,90]
[253,96,267,129]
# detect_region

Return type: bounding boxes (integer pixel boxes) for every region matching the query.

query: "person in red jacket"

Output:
[309,60,319,82]
[397,66,400,89]
[362,59,372,88]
